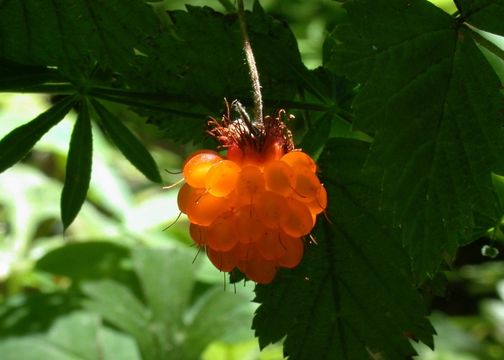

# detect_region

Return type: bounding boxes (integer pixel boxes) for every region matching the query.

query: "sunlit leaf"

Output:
[457,0,504,36]
[0,95,76,173]
[61,100,93,229]
[91,99,162,183]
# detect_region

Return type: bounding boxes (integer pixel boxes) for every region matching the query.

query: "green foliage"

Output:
[457,0,504,36]
[91,99,162,184]
[326,0,504,279]
[254,139,434,359]
[81,247,255,360]
[0,311,141,360]
[0,0,503,359]
[61,100,93,229]
[0,96,76,172]
[36,241,135,286]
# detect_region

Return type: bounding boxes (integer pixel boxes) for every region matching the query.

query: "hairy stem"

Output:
[237,0,263,125]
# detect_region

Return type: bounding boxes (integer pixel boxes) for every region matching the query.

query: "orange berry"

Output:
[263,160,294,197]
[306,185,327,215]
[281,151,317,173]
[205,160,241,197]
[281,198,314,237]
[207,247,237,272]
[178,109,328,283]
[189,223,206,246]
[186,192,230,226]
[277,234,304,268]
[235,165,265,204]
[204,213,238,251]
[183,150,222,188]
[253,191,287,228]
[177,183,205,214]
[256,229,285,261]
[292,167,322,202]
[242,257,277,284]
[235,205,265,243]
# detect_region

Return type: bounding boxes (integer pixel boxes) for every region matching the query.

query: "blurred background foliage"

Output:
[0,0,503,359]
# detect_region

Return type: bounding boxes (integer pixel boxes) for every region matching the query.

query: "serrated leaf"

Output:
[326,0,504,278]
[91,99,162,183]
[457,0,504,36]
[253,138,434,359]
[0,0,160,79]
[128,4,306,143]
[61,100,92,229]
[0,95,76,173]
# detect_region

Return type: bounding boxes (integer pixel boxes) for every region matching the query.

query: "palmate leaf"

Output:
[0,95,76,173]
[0,0,160,79]
[91,99,162,183]
[253,139,434,359]
[326,0,504,278]
[61,100,92,229]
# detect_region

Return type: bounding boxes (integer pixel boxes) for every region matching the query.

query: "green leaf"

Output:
[253,138,434,359]
[61,100,93,229]
[82,280,159,360]
[182,287,255,359]
[0,292,79,337]
[0,311,141,360]
[326,0,504,278]
[91,99,162,183]
[83,248,256,359]
[0,95,76,173]
[35,241,136,287]
[457,0,504,36]
[0,0,161,79]
[298,112,332,161]
[128,4,306,143]
[0,59,64,91]
[131,247,195,336]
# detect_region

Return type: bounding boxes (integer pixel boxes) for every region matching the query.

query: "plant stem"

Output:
[237,0,263,125]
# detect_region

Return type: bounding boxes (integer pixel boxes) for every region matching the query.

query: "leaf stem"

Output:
[237,0,263,125]
[89,91,207,119]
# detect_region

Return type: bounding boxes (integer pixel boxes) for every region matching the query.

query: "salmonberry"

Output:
[177,101,327,284]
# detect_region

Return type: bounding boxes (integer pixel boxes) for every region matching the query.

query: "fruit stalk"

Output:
[237,0,263,126]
